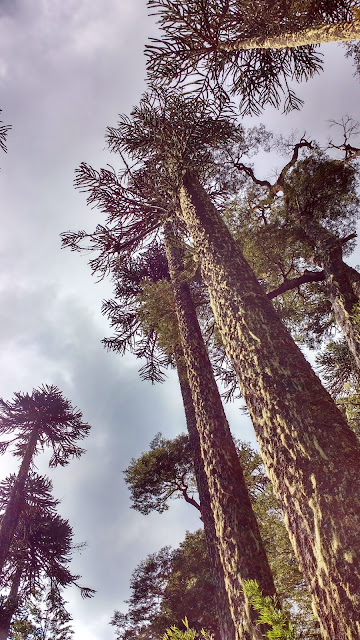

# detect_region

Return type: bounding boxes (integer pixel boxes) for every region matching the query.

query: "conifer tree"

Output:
[0,385,91,577]
[0,473,94,640]
[64,194,277,638]
[146,0,359,113]
[94,90,360,640]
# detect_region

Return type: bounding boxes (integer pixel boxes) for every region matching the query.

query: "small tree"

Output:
[0,385,91,577]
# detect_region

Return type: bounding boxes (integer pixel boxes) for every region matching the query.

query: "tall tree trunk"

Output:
[0,565,23,640]
[220,19,360,51]
[0,427,38,576]
[295,210,360,369]
[178,170,360,640]
[173,343,235,640]
[164,220,277,640]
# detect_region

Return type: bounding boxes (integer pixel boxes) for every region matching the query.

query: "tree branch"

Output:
[267,269,325,300]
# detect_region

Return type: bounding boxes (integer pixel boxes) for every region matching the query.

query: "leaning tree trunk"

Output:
[164,220,277,640]
[178,170,360,640]
[220,19,360,51]
[294,209,360,370]
[0,565,22,640]
[173,343,236,640]
[0,427,38,577]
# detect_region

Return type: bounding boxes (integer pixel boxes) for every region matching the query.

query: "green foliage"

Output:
[162,618,213,640]
[116,438,321,640]
[243,581,294,640]
[111,531,219,640]
[316,338,360,436]
[224,197,333,348]
[283,150,359,237]
[137,280,181,356]
[124,433,198,514]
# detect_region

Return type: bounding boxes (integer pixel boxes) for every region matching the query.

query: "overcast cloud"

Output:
[0,2,360,639]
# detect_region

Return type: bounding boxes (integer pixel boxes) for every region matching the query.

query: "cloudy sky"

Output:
[0,2,360,639]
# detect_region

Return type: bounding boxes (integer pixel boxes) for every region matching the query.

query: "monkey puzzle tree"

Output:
[65,237,277,640]
[0,473,94,640]
[146,0,359,113]
[63,151,278,638]
[0,385,91,578]
[99,89,360,640]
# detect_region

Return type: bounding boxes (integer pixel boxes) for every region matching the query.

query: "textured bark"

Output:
[0,427,38,576]
[164,221,276,640]
[174,343,235,640]
[0,566,22,640]
[178,170,360,640]
[295,211,360,369]
[220,19,360,51]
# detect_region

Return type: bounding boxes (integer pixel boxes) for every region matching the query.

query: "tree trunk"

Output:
[0,427,38,576]
[295,210,360,369]
[0,565,23,640]
[164,220,277,640]
[178,170,360,640]
[173,342,236,640]
[220,19,360,51]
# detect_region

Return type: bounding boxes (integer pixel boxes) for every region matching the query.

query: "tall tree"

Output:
[163,220,276,640]
[101,246,237,639]
[146,0,359,113]
[0,385,91,577]
[102,90,360,640]
[0,473,94,640]
[64,155,280,638]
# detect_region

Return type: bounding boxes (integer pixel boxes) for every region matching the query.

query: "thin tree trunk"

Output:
[164,220,277,640]
[220,19,360,51]
[178,170,360,640]
[0,565,23,640]
[173,343,235,640]
[295,211,360,369]
[0,427,38,576]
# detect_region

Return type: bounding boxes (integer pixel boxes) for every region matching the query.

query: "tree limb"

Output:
[267,269,326,300]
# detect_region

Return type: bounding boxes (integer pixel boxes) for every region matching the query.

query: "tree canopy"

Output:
[146,0,358,114]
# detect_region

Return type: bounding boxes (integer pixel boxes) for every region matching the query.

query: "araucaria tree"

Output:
[0,384,91,577]
[146,0,360,113]
[99,90,360,640]
[0,473,94,640]
[63,158,277,638]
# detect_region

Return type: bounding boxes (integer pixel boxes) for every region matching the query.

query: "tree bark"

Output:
[178,170,360,640]
[164,220,277,640]
[0,427,38,577]
[0,565,23,640]
[219,19,360,51]
[294,210,360,369]
[173,342,235,640]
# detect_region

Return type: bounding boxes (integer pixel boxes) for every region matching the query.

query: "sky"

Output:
[0,2,360,639]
